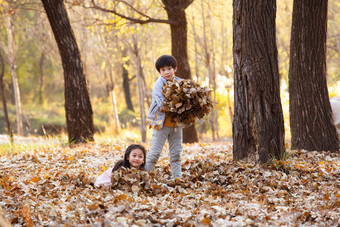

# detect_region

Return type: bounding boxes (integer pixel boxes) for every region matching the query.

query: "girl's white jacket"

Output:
[331,97,340,134]
[94,168,113,187]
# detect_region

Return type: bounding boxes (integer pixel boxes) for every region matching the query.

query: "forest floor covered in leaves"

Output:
[0,141,339,226]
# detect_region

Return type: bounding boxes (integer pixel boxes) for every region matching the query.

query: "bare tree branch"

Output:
[117,0,151,19]
[0,1,45,14]
[0,49,4,80]
[162,0,194,10]
[88,0,175,25]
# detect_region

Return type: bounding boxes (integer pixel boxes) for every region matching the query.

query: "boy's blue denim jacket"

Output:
[147,76,183,128]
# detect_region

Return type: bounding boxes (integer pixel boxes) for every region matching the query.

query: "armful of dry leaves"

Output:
[161,79,213,128]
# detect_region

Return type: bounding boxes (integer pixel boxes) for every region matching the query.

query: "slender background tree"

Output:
[6,9,23,136]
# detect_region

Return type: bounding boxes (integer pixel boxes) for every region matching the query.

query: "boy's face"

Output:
[160,65,177,81]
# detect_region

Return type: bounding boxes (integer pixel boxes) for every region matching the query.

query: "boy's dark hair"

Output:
[112,144,146,172]
[155,55,177,72]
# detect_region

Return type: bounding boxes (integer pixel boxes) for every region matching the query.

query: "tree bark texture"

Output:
[163,0,192,80]
[0,50,13,143]
[163,0,198,143]
[42,0,94,143]
[233,0,285,163]
[289,0,339,152]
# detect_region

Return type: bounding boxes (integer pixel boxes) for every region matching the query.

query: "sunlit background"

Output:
[0,0,339,143]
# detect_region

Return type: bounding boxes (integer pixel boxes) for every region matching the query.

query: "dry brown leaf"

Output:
[202,216,211,225]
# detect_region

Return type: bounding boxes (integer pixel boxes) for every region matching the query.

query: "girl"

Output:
[94,144,146,187]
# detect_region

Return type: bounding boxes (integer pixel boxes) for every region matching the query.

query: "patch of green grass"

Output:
[0,134,67,156]
[0,143,48,156]
[269,151,292,174]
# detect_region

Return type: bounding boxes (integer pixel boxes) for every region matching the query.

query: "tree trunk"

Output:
[221,22,234,127]
[6,13,23,136]
[164,2,191,80]
[233,0,285,163]
[200,0,215,141]
[193,24,199,82]
[0,50,13,143]
[328,1,340,64]
[38,52,45,105]
[122,54,134,112]
[109,88,120,135]
[190,8,200,82]
[90,0,197,142]
[105,67,121,135]
[163,0,198,143]
[289,0,339,152]
[226,84,233,125]
[133,35,147,142]
[141,69,151,107]
[208,12,219,140]
[42,0,94,143]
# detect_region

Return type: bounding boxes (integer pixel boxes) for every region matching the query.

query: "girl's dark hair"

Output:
[112,144,146,172]
[155,55,177,72]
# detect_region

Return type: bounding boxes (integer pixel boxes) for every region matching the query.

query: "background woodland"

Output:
[0,1,340,226]
[0,0,340,142]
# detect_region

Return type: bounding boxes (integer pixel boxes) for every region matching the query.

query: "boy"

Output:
[145,55,183,179]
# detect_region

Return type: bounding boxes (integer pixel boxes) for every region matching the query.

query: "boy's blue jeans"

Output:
[145,127,183,179]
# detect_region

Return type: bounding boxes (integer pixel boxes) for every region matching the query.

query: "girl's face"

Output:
[127,148,145,168]
[160,65,177,81]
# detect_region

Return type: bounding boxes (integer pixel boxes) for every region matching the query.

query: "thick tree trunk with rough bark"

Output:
[163,1,191,80]
[233,0,285,163]
[42,0,94,143]
[163,0,198,143]
[289,0,339,152]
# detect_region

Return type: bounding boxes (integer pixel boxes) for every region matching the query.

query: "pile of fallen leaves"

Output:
[0,141,339,226]
[109,168,170,195]
[162,79,213,128]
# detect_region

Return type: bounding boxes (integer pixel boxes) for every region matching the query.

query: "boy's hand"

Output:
[146,119,162,131]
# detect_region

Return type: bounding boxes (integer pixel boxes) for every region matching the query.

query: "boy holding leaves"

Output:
[146,55,183,180]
